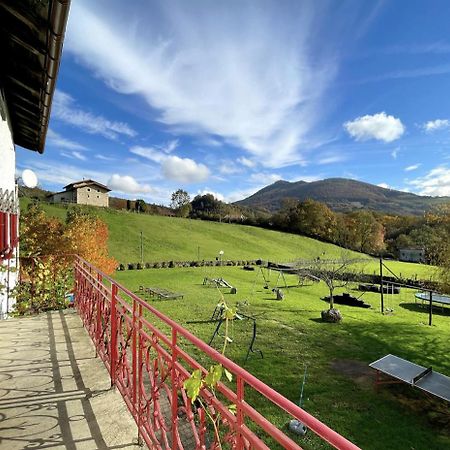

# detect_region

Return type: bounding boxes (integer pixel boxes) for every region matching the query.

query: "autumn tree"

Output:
[65,209,117,275]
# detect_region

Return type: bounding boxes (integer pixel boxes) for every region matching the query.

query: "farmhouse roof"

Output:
[0,0,71,153]
[63,179,111,192]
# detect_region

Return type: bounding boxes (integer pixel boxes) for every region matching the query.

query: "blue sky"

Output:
[17,0,450,203]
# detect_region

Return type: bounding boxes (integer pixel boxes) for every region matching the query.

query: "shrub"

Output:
[128,263,136,270]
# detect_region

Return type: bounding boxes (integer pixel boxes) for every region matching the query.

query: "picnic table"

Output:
[139,285,183,300]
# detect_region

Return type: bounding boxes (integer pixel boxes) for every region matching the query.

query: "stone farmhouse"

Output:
[48,179,111,207]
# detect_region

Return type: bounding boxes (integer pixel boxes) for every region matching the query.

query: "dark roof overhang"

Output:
[0,0,71,153]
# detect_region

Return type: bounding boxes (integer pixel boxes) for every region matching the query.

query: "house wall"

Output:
[75,186,109,207]
[50,190,76,203]
[0,87,18,319]
[399,249,425,263]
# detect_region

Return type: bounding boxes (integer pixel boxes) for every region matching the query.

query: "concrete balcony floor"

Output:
[0,309,140,449]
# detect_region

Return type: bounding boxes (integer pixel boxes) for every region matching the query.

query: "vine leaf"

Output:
[184,369,203,402]
[224,368,233,382]
[205,364,223,387]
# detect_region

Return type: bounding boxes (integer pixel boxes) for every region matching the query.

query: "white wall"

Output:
[0,88,18,319]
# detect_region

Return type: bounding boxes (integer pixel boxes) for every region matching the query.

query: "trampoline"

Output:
[415,292,450,306]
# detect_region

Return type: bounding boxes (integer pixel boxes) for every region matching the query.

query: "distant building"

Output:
[48,179,110,207]
[399,248,425,263]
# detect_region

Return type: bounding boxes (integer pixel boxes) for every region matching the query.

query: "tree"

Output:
[65,209,117,275]
[135,199,147,213]
[300,252,360,322]
[170,189,192,217]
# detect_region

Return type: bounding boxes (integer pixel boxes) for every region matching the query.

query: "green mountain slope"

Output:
[235,178,449,215]
[20,199,433,279]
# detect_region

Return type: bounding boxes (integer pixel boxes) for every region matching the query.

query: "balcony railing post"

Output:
[110,283,118,387]
[95,273,103,352]
[236,375,244,448]
[132,299,137,408]
[136,303,143,446]
[171,328,178,450]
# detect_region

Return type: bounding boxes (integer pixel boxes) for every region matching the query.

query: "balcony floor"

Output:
[0,309,140,449]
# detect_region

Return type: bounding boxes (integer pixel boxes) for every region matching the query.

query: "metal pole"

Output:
[429,291,433,326]
[140,231,143,265]
[379,257,384,314]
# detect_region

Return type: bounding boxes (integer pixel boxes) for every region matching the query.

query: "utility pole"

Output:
[140,231,144,265]
[379,257,384,314]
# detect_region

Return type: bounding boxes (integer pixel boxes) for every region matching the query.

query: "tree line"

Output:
[169,189,449,266]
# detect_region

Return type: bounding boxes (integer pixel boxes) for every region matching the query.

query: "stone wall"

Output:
[75,186,109,207]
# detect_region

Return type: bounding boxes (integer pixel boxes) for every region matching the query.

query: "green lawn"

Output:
[114,266,450,450]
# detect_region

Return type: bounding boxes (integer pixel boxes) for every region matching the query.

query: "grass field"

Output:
[114,266,450,450]
[21,199,436,281]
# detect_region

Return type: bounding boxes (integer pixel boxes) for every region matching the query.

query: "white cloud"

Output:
[53,90,136,140]
[377,183,390,189]
[218,160,242,176]
[108,174,153,194]
[391,147,400,159]
[408,166,450,196]
[63,1,373,168]
[237,157,256,168]
[47,129,87,150]
[344,112,405,142]
[423,119,450,132]
[196,189,225,202]
[249,172,282,185]
[162,156,210,183]
[405,164,420,172]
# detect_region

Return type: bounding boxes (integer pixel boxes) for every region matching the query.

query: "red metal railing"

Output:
[74,256,360,450]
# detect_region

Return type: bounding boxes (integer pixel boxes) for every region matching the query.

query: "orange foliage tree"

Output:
[65,209,117,275]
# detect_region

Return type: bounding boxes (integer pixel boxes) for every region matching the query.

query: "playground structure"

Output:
[208,303,263,363]
[203,276,237,293]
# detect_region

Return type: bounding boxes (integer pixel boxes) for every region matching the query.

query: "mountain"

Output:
[235,178,449,216]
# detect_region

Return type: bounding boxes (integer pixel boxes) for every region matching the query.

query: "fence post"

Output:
[110,283,118,387]
[429,291,433,326]
[132,299,137,408]
[171,328,178,450]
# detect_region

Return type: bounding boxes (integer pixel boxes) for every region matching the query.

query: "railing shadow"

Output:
[0,310,137,449]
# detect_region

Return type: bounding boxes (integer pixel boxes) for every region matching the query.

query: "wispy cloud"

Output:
[407,165,450,196]
[316,153,347,165]
[423,119,450,132]
[47,129,86,150]
[391,147,400,159]
[64,1,377,168]
[61,150,87,161]
[384,41,450,55]
[360,64,450,83]
[53,90,137,140]
[405,164,420,172]
[95,154,116,161]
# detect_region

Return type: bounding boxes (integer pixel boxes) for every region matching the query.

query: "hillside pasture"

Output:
[115,266,450,450]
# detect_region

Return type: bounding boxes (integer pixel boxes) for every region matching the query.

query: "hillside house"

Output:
[399,248,425,263]
[48,179,110,207]
[0,0,70,318]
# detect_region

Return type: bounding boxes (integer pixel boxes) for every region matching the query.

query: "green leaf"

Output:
[228,403,237,415]
[183,369,203,402]
[224,368,233,382]
[204,364,223,387]
[223,307,236,320]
